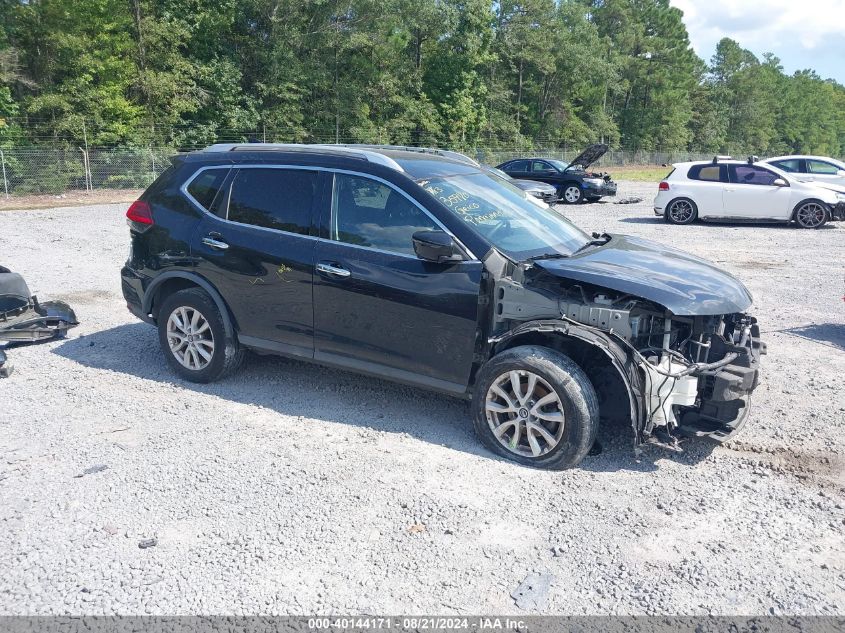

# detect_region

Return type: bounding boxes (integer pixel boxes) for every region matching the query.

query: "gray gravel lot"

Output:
[1,181,843,615]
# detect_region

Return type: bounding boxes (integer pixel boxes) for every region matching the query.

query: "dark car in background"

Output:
[121,143,763,470]
[497,144,617,204]
[486,166,560,205]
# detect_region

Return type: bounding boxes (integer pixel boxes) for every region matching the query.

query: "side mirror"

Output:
[412,230,463,263]
[772,178,788,187]
[836,169,845,177]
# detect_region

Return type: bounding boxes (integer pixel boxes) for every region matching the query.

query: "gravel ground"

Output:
[0,181,843,616]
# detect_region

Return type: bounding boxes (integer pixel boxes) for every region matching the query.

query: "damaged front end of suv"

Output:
[479,234,765,447]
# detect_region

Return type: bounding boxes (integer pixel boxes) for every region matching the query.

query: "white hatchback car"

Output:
[653,158,845,228]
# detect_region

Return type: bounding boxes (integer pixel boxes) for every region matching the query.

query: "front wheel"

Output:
[472,346,599,470]
[157,288,244,383]
[561,184,583,204]
[793,201,828,229]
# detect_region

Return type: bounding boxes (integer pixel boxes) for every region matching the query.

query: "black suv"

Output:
[497,144,617,204]
[122,144,764,469]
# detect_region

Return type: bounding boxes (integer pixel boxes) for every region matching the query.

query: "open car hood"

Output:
[566,144,608,171]
[533,234,753,316]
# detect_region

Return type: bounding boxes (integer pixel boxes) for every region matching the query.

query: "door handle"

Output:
[202,235,229,250]
[316,262,351,278]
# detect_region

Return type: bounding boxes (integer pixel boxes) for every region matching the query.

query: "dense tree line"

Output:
[0,0,843,154]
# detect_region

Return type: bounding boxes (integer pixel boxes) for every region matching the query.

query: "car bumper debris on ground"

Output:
[0,181,843,615]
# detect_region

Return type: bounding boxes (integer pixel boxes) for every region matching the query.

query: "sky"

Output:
[671,0,845,84]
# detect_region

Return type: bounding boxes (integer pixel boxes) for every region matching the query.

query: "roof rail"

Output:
[712,155,733,164]
[747,155,759,164]
[201,143,405,172]
[324,144,481,167]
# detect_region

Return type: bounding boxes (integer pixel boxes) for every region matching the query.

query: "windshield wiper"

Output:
[571,232,611,255]
[527,252,570,262]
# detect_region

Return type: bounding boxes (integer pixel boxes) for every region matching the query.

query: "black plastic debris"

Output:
[138,538,158,549]
[75,464,109,478]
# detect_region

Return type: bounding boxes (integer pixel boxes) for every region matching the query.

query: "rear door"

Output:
[189,165,320,358]
[724,164,792,219]
[312,171,482,391]
[502,160,531,179]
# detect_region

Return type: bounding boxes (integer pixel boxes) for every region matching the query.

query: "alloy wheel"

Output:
[563,186,582,203]
[795,202,826,228]
[668,199,694,223]
[485,370,565,458]
[166,306,215,371]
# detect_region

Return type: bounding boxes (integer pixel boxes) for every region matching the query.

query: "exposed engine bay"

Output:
[485,253,765,445]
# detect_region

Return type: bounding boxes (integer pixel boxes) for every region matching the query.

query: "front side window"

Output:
[187,168,230,211]
[729,165,780,186]
[225,168,316,234]
[771,159,801,173]
[331,174,439,256]
[419,172,589,259]
[807,160,839,174]
[531,161,553,172]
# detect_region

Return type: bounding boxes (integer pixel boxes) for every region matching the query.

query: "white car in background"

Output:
[761,155,845,187]
[653,157,845,229]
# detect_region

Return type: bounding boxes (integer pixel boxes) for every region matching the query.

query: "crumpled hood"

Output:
[566,143,608,171]
[534,234,753,316]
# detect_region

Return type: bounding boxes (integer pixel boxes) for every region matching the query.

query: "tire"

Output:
[793,200,829,229]
[665,197,698,225]
[560,183,583,204]
[472,345,599,470]
[157,288,244,383]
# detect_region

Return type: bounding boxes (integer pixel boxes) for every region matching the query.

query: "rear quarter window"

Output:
[186,168,230,211]
[687,164,724,182]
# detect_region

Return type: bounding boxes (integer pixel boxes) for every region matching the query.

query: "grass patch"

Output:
[609,165,674,182]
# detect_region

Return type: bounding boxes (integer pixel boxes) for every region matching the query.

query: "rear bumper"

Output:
[121,265,154,324]
[653,206,663,216]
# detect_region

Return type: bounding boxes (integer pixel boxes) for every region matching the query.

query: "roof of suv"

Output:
[193,143,483,179]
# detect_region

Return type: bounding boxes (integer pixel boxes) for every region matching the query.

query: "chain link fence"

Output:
[0,146,718,197]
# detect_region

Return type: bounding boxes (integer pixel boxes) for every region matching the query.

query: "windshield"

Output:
[418,172,590,259]
[546,159,569,171]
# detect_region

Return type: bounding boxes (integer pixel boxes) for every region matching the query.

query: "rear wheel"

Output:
[793,201,828,229]
[561,183,583,204]
[157,288,243,383]
[665,198,698,225]
[472,346,599,470]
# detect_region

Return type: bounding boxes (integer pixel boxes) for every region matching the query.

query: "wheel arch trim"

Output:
[487,319,646,442]
[142,271,236,338]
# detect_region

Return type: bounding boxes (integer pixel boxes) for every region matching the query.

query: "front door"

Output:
[723,164,792,220]
[313,172,482,392]
[191,166,320,358]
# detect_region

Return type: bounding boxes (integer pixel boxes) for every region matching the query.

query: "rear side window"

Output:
[729,165,779,186]
[186,168,230,211]
[687,164,724,182]
[771,159,801,173]
[225,168,316,234]
[507,160,529,171]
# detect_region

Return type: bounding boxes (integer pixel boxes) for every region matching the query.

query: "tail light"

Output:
[126,200,153,226]
[658,181,670,191]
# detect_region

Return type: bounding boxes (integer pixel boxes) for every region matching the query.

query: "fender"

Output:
[142,271,236,338]
[489,318,647,443]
